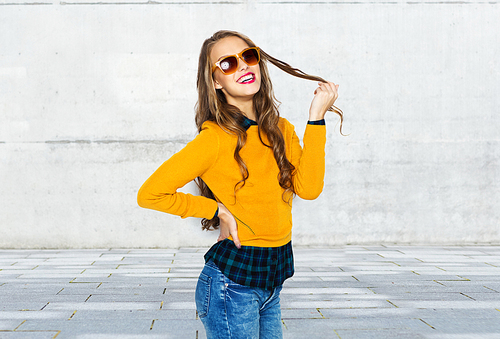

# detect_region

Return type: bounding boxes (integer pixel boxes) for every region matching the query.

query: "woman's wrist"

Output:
[308,111,326,121]
[217,203,228,220]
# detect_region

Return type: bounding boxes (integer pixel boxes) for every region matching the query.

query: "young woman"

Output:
[137,30,342,339]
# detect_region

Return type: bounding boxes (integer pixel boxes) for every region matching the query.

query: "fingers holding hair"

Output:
[309,81,340,121]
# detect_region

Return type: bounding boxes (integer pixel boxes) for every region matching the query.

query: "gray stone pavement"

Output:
[1,246,500,339]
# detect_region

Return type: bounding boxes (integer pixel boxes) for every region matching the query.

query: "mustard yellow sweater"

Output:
[137,118,326,247]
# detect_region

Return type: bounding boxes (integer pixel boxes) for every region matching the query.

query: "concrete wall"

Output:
[1,0,499,248]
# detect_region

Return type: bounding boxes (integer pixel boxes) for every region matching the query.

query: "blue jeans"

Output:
[195,260,283,339]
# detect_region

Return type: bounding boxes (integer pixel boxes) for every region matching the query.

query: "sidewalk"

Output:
[1,245,500,339]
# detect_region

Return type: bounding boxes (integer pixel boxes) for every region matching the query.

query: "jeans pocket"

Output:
[195,272,211,319]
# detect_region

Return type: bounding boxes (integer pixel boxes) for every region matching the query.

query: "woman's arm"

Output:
[290,81,339,199]
[137,125,219,220]
[290,124,326,200]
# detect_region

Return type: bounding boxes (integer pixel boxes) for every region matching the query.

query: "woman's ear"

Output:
[213,78,223,90]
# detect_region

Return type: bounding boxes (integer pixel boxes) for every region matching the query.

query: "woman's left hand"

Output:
[217,202,241,249]
[309,81,339,121]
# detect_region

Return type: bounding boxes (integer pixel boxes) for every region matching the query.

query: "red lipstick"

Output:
[237,72,256,84]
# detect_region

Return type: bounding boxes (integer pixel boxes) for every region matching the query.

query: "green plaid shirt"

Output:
[204,239,294,291]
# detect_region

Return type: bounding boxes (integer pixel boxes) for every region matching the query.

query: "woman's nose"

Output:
[237,57,248,72]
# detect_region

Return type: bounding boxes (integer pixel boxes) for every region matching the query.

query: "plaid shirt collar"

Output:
[241,116,258,130]
[241,116,326,130]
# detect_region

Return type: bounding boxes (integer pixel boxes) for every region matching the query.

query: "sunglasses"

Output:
[212,47,261,75]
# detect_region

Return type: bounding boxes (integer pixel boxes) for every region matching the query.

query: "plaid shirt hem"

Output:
[204,239,294,291]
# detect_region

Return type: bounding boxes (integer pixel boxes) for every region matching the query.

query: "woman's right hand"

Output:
[309,81,339,121]
[217,203,241,249]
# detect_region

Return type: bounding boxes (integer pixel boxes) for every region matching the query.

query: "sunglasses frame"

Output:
[212,47,261,75]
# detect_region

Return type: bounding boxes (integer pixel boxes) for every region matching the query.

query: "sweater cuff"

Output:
[307,119,325,125]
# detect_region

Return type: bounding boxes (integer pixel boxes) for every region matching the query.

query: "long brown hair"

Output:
[195,30,344,231]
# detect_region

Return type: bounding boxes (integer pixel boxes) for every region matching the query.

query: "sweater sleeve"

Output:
[289,123,326,200]
[137,124,219,219]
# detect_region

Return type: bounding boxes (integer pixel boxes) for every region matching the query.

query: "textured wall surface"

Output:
[1,0,499,248]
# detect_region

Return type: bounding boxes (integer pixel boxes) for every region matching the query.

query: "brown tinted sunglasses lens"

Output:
[219,56,238,74]
[241,48,259,65]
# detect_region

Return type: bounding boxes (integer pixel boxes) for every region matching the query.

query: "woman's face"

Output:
[210,36,261,106]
